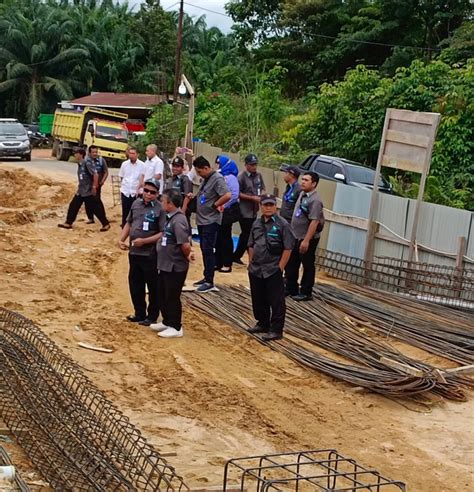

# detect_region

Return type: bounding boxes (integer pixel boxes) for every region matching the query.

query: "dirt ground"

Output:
[0,152,473,491]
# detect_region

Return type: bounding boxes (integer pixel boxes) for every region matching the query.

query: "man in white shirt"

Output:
[143,144,164,195]
[118,147,145,227]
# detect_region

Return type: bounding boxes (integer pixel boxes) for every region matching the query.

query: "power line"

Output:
[183,2,230,18]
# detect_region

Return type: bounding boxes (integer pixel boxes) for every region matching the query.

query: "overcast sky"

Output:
[130,1,235,33]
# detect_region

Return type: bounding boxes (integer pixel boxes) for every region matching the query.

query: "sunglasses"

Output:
[143,188,157,195]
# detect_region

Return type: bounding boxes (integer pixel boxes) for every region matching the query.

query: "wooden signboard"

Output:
[364,108,440,273]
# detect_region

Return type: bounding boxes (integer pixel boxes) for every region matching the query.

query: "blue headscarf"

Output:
[217,155,239,177]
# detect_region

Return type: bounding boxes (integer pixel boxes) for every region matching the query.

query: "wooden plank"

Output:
[454,236,467,298]
[388,108,440,125]
[324,209,368,230]
[380,357,424,378]
[77,342,113,353]
[386,129,430,149]
[446,364,474,375]
[375,232,410,246]
[382,155,426,173]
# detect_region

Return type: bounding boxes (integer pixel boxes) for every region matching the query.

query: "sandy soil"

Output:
[0,154,473,491]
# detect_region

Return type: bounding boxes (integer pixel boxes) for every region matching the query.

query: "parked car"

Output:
[0,119,31,161]
[23,123,50,148]
[298,154,393,193]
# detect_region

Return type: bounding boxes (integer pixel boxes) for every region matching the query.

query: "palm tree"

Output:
[0,3,88,121]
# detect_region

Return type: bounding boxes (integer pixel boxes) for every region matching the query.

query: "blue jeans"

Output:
[198,223,219,284]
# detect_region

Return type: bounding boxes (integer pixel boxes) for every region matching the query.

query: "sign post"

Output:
[364,109,440,281]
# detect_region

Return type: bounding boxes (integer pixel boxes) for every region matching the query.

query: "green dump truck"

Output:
[51,106,129,164]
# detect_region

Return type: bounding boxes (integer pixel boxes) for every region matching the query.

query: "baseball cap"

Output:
[260,194,277,205]
[172,156,184,167]
[280,164,300,177]
[144,178,160,191]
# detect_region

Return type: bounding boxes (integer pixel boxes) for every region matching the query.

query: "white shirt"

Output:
[143,155,164,193]
[118,159,145,197]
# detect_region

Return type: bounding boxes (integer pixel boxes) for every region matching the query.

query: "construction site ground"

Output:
[0,150,473,491]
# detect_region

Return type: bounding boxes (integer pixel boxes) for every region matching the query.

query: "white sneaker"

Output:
[158,327,183,338]
[150,322,168,332]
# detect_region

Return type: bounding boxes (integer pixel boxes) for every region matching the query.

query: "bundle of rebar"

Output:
[315,283,474,365]
[184,285,473,401]
[0,308,189,491]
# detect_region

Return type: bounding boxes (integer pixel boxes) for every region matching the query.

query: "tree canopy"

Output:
[0,0,472,209]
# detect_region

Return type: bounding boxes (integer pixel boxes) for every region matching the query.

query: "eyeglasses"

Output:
[143,188,157,195]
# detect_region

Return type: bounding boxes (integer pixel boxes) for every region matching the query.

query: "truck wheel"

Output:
[58,143,71,161]
[52,139,59,157]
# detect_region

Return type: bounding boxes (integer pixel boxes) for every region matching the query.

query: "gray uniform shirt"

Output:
[280,181,302,222]
[164,174,193,195]
[291,190,325,240]
[77,159,97,197]
[238,171,265,219]
[156,210,190,272]
[127,199,166,257]
[196,171,229,226]
[248,215,295,278]
[86,156,108,183]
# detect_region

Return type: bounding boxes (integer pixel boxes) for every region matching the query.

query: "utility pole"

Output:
[173,0,184,102]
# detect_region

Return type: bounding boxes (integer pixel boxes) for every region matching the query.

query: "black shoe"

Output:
[291,294,313,302]
[126,315,146,322]
[233,258,245,266]
[247,324,268,334]
[138,318,156,326]
[86,219,95,224]
[262,332,282,342]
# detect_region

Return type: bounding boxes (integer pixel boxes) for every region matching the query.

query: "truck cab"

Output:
[52,106,129,164]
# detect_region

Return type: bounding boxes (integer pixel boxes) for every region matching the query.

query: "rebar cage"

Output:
[223,450,407,491]
[0,308,189,491]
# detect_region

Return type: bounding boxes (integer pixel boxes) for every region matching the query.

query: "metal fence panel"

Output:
[326,184,371,258]
[405,200,473,266]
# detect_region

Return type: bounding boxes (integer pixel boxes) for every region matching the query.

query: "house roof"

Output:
[69,92,169,110]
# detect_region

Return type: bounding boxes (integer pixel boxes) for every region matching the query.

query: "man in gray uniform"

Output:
[118,178,165,325]
[58,147,110,231]
[164,156,193,215]
[285,171,325,301]
[151,189,193,338]
[233,153,265,264]
[85,145,109,224]
[193,156,231,292]
[279,165,301,222]
[247,194,295,341]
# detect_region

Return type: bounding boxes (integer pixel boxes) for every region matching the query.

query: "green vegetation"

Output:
[0,0,472,209]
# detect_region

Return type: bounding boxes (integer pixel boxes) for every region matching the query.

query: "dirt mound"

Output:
[0,168,72,224]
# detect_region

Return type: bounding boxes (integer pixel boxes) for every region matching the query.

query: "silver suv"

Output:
[0,119,31,161]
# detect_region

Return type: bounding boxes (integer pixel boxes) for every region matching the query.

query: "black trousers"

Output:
[249,270,286,335]
[215,222,234,269]
[128,254,159,320]
[157,270,188,330]
[285,238,320,296]
[197,223,219,284]
[121,193,136,228]
[85,185,104,221]
[233,217,255,261]
[66,194,109,227]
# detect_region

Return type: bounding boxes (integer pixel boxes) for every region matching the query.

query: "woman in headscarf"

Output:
[215,155,240,273]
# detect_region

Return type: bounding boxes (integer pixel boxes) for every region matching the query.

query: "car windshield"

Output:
[346,165,386,187]
[96,125,128,142]
[0,123,27,136]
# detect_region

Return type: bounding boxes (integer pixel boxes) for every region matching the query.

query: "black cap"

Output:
[260,194,277,205]
[144,178,160,191]
[245,153,258,165]
[285,165,300,178]
[172,156,184,167]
